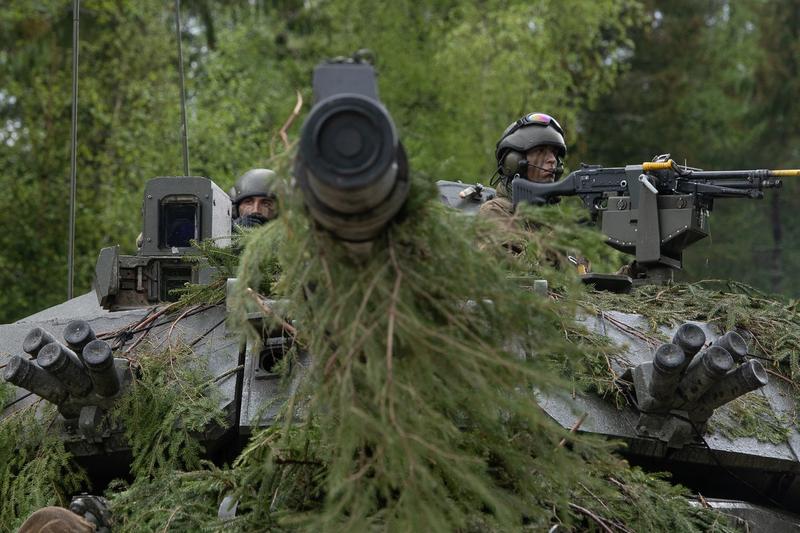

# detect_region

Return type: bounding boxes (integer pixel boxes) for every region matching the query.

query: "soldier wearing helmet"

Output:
[479,112,566,221]
[230,168,279,228]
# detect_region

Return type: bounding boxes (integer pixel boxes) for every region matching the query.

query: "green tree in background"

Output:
[0,2,184,321]
[0,0,641,322]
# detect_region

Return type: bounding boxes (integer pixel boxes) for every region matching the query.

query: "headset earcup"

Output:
[501,150,525,177]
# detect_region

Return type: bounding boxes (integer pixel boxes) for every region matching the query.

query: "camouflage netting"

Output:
[0,175,756,531]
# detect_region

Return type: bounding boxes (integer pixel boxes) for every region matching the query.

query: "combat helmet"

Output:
[495,112,566,178]
[230,168,277,218]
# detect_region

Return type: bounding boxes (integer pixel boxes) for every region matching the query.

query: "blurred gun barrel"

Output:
[38,342,93,398]
[695,360,768,412]
[82,340,121,398]
[3,355,68,405]
[295,60,409,243]
[648,343,686,402]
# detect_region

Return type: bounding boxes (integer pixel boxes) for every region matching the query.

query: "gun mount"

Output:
[512,158,800,283]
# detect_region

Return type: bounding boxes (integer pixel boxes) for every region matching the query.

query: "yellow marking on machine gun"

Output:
[642,160,675,171]
[770,169,800,177]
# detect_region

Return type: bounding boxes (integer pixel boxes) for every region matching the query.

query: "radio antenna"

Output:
[67,0,80,300]
[175,0,190,175]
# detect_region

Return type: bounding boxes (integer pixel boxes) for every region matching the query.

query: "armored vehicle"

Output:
[4,58,800,531]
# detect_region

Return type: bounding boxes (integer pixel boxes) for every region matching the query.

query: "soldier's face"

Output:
[525,146,558,183]
[239,196,276,220]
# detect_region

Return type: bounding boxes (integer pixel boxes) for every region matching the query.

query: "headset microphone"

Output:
[517,160,556,176]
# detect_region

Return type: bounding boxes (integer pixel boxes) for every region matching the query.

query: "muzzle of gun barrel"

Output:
[3,355,68,405]
[295,62,409,245]
[38,342,93,398]
[82,339,121,398]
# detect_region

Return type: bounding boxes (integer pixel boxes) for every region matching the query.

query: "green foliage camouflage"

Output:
[0,404,87,531]
[3,0,798,529]
[213,176,738,530]
[0,179,748,530]
[112,342,227,479]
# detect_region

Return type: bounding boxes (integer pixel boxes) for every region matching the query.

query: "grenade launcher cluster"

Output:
[626,323,768,447]
[3,321,130,442]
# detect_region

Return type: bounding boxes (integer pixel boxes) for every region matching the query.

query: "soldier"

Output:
[479,112,566,222]
[230,168,279,228]
[478,112,590,271]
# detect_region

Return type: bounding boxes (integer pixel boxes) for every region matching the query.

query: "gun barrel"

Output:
[3,355,68,405]
[38,342,93,397]
[295,62,409,244]
[82,340,121,397]
[770,169,800,178]
[688,168,796,184]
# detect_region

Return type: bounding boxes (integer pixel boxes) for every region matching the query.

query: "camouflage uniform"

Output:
[478,181,514,223]
[477,181,531,255]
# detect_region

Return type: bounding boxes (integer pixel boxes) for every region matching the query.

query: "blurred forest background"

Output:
[0,0,798,323]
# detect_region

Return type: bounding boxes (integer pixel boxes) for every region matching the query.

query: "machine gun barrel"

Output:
[687,168,798,181]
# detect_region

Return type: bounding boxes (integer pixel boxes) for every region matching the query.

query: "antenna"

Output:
[67,0,80,300]
[175,0,190,175]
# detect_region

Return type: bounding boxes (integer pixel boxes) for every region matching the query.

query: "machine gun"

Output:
[512,157,800,283]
